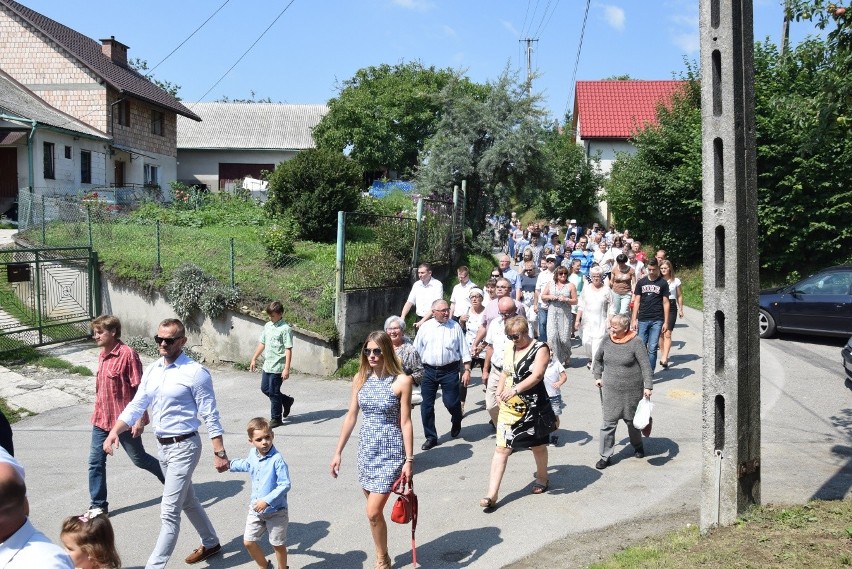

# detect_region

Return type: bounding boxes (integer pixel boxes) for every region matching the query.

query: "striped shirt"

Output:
[91,341,143,431]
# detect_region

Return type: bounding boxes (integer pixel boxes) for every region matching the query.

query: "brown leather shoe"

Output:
[185,543,221,564]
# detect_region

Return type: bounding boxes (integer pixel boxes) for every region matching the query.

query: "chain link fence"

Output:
[341,212,417,291]
[339,195,462,292]
[16,190,336,336]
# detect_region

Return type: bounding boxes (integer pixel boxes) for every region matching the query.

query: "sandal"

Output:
[531,480,549,494]
[479,497,497,509]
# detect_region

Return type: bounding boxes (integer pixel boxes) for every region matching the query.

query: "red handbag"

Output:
[391,475,418,566]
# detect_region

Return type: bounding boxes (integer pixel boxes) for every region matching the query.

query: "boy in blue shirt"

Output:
[228,417,291,569]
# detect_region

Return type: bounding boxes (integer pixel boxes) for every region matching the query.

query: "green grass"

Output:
[0,397,30,423]
[678,264,703,311]
[334,355,360,378]
[588,499,852,569]
[0,346,92,376]
[20,222,338,338]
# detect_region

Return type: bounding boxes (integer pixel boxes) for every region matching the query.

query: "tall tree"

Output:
[313,62,472,179]
[416,67,549,234]
[536,125,603,224]
[604,79,703,264]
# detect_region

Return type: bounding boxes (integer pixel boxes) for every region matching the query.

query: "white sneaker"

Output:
[411,387,423,406]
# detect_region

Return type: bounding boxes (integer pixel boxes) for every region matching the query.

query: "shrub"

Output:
[165,263,239,321]
[265,148,362,242]
[261,214,300,267]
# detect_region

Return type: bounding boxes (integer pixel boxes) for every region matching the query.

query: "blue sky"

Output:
[20,0,815,121]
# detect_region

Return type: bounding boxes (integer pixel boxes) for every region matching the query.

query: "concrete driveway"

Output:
[9,307,852,568]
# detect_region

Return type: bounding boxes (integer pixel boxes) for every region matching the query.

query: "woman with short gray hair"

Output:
[384,315,423,405]
[592,313,653,470]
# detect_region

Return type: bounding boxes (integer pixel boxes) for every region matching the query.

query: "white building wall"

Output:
[176,149,296,190]
[15,130,109,191]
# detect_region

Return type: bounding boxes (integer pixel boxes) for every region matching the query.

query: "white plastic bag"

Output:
[633,397,653,430]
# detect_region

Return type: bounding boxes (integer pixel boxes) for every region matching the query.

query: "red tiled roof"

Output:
[572,80,688,140]
[0,0,201,121]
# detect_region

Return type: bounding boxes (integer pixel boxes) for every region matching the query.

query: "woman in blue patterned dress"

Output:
[331,331,414,569]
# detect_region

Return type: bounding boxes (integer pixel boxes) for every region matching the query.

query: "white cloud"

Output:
[602,5,625,31]
[671,31,700,54]
[502,20,519,37]
[666,1,699,54]
[391,0,434,11]
[442,24,457,38]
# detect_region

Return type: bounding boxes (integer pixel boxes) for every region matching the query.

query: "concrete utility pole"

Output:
[519,38,538,96]
[699,0,761,531]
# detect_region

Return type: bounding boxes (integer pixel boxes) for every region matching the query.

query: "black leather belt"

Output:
[492,364,503,372]
[157,432,197,445]
[424,361,460,372]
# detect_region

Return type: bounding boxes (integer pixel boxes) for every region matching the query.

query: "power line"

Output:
[190,0,298,106]
[149,0,232,74]
[531,0,556,39]
[520,0,534,38]
[524,0,542,38]
[564,0,591,120]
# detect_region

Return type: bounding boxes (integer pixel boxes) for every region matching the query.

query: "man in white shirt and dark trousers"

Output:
[449,265,477,327]
[414,299,472,450]
[400,263,444,332]
[103,318,229,569]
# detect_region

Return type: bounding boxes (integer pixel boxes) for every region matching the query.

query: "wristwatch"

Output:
[214,450,227,458]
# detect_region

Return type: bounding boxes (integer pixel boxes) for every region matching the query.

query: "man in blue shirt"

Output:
[104,318,229,568]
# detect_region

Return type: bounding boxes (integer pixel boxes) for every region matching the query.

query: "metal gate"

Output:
[0,247,100,352]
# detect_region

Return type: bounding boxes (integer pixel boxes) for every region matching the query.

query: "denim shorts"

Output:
[244,508,289,546]
[549,394,563,416]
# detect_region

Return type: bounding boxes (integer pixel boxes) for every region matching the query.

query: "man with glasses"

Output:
[103,318,227,567]
[414,299,471,450]
[400,263,444,331]
[88,315,164,516]
[471,278,526,357]
[481,297,518,427]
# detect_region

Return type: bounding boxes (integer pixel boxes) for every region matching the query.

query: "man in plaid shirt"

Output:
[88,315,164,514]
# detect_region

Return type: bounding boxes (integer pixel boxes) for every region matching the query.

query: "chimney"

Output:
[100,36,129,67]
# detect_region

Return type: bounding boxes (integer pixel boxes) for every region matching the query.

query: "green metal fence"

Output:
[0,246,98,352]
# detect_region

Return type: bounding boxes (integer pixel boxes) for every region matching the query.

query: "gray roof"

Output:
[177,102,327,150]
[0,69,109,140]
[0,0,201,121]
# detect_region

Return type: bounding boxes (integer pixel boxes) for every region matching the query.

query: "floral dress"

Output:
[357,374,404,493]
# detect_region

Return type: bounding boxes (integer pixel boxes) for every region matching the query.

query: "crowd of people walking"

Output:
[0,216,687,569]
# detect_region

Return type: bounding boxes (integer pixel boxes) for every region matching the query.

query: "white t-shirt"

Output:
[543,359,566,397]
[406,277,444,317]
[484,317,509,368]
[667,277,682,300]
[465,308,486,354]
[450,280,477,317]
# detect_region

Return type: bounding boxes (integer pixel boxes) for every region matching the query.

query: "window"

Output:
[116,100,130,127]
[43,142,55,179]
[64,145,71,159]
[144,164,159,187]
[80,150,91,184]
[151,110,164,136]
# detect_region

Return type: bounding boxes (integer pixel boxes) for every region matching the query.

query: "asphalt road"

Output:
[10,309,852,568]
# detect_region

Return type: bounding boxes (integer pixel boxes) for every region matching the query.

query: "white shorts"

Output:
[244,508,289,546]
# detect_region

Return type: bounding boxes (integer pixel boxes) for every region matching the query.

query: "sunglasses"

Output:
[363,348,383,357]
[154,335,183,345]
[507,334,522,340]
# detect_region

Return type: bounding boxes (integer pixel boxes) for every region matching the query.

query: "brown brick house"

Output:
[0,0,200,196]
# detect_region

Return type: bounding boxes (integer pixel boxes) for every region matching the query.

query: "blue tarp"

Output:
[368,180,415,198]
